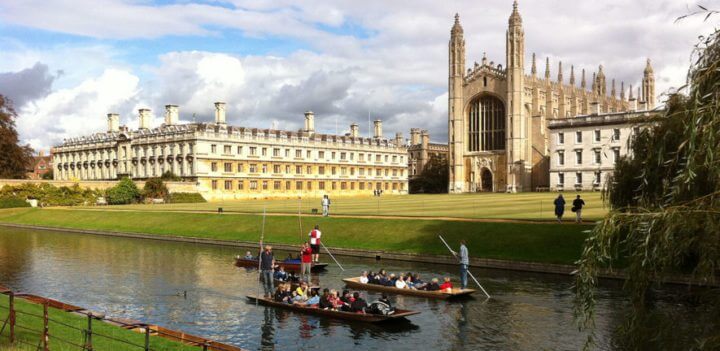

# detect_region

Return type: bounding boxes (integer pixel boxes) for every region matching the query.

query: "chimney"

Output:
[304,111,315,133]
[165,105,179,125]
[410,128,421,145]
[590,102,601,115]
[421,130,430,147]
[373,119,383,139]
[214,102,226,124]
[107,113,120,132]
[138,109,151,129]
[395,132,404,147]
[350,123,359,137]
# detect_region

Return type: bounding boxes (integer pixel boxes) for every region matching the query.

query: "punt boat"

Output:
[246,295,420,323]
[342,277,476,299]
[234,257,328,272]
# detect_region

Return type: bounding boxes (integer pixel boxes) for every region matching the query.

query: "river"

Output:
[0,227,702,350]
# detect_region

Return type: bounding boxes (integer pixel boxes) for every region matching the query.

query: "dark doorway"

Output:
[481,168,493,192]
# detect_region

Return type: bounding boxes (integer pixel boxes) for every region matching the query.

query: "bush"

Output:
[143,178,169,199]
[0,183,99,206]
[160,171,181,181]
[0,197,31,208]
[168,192,207,203]
[105,177,141,205]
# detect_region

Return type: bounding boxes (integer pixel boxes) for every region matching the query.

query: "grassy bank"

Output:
[99,192,606,221]
[0,208,591,265]
[0,293,197,351]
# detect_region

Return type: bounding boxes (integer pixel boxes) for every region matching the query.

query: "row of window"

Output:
[210,179,405,192]
[210,144,403,164]
[557,129,622,145]
[556,148,621,166]
[210,162,405,177]
[556,171,603,186]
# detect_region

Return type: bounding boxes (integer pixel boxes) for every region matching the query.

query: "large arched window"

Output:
[467,96,506,151]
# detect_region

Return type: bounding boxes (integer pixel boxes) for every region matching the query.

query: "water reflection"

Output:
[0,227,707,350]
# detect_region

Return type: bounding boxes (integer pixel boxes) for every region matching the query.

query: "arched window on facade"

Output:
[467,95,506,152]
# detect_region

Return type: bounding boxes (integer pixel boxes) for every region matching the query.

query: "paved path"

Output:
[50,207,596,225]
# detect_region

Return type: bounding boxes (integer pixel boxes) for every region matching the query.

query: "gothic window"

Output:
[467,95,506,152]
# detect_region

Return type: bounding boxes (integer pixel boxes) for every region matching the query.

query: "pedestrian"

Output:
[321,195,331,217]
[300,242,313,282]
[451,240,470,290]
[259,245,275,298]
[308,224,322,263]
[572,195,586,223]
[553,194,566,223]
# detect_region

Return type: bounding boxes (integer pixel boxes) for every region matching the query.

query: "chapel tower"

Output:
[448,13,466,192]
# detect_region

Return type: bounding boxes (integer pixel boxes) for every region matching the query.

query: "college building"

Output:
[407,129,449,179]
[52,103,409,199]
[447,1,656,193]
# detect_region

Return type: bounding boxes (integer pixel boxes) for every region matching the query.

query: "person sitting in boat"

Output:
[359,271,369,284]
[340,290,354,312]
[294,281,309,300]
[350,292,368,314]
[404,274,415,289]
[412,274,426,290]
[395,275,408,289]
[274,266,289,281]
[294,289,320,308]
[425,278,441,291]
[368,293,395,315]
[243,251,254,260]
[439,277,453,292]
[274,284,292,303]
[385,274,398,287]
[327,290,342,310]
[318,288,333,309]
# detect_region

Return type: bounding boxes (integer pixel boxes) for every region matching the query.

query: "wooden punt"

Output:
[342,277,476,300]
[246,295,420,323]
[234,257,328,272]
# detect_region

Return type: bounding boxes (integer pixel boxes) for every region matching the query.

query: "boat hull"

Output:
[234,258,328,272]
[342,277,476,299]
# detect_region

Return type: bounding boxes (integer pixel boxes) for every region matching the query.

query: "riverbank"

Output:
[0,208,591,265]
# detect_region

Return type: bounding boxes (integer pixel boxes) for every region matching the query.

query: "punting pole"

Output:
[320,242,345,271]
[438,234,491,299]
[297,197,304,241]
[256,207,267,305]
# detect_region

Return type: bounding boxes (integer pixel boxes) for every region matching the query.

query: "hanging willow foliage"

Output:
[574,16,720,351]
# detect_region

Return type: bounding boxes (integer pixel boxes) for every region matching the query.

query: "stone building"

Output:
[52,103,408,200]
[407,129,449,178]
[448,1,656,193]
[26,151,53,180]
[548,102,658,191]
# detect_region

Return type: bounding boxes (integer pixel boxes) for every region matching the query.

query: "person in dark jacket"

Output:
[553,194,566,223]
[572,195,586,223]
[350,292,367,313]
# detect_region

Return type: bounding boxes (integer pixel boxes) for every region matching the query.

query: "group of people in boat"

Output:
[272,282,395,315]
[359,270,455,292]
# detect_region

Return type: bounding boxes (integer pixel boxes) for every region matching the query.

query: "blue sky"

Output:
[0,0,714,150]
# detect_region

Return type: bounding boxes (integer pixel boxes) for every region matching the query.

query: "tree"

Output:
[105,177,141,205]
[160,170,181,181]
[41,169,54,180]
[575,19,720,350]
[0,95,34,178]
[143,178,169,199]
[409,155,449,193]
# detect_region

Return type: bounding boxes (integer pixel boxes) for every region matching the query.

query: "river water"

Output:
[0,227,701,350]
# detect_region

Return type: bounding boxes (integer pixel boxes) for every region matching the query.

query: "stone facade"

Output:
[407,129,449,178]
[548,109,658,191]
[448,1,656,193]
[52,104,408,200]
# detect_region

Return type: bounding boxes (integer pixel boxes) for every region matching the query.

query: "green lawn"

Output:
[0,208,592,265]
[0,293,197,351]
[99,192,606,221]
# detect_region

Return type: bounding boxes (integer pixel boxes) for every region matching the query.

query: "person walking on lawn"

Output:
[553,194,566,223]
[572,195,586,223]
[451,240,470,289]
[259,245,275,298]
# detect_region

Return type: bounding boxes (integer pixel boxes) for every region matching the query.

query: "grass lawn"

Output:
[0,293,197,351]
[0,208,592,265]
[99,192,606,221]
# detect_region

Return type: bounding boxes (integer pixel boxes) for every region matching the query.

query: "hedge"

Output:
[168,193,207,203]
[0,183,99,206]
[0,198,31,209]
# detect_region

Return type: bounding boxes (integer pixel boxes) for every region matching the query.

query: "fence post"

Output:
[85,314,93,351]
[9,292,15,345]
[43,301,49,351]
[144,325,150,351]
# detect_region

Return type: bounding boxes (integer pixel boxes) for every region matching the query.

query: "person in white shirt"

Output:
[359,271,369,284]
[321,195,331,217]
[308,225,322,263]
[395,276,407,289]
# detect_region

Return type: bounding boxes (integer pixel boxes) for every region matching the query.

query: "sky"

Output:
[0,0,716,151]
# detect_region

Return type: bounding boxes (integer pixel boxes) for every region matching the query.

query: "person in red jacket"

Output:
[300,242,313,283]
[439,277,453,293]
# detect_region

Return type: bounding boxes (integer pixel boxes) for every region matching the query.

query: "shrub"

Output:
[0,197,31,208]
[168,192,207,203]
[143,178,169,199]
[160,171,182,181]
[0,183,98,206]
[106,177,141,205]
